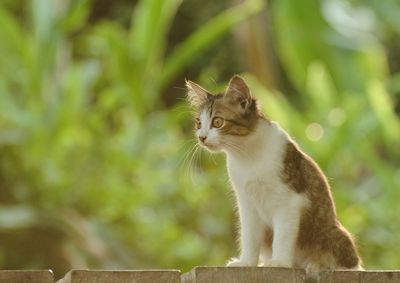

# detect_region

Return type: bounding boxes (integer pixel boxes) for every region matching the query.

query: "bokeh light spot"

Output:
[328,108,346,126]
[306,123,324,141]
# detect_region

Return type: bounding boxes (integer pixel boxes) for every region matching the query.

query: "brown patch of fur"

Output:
[264,228,273,247]
[194,92,264,137]
[280,141,361,269]
[188,76,268,137]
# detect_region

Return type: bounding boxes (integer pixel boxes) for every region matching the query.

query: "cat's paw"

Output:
[305,262,323,274]
[226,258,253,267]
[262,259,292,268]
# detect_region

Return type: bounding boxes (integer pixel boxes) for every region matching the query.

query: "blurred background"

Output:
[0,0,399,279]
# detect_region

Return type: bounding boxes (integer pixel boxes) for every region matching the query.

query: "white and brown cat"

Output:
[186,75,362,273]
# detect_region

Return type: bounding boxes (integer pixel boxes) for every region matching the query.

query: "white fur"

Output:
[225,120,310,267]
[196,111,223,151]
[197,114,310,267]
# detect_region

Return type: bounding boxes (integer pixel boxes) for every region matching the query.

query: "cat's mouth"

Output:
[200,142,220,152]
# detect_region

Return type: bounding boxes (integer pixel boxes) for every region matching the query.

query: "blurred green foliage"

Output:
[0,0,399,279]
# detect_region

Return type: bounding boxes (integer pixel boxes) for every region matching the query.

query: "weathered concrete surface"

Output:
[3,267,399,283]
[362,271,400,283]
[57,269,181,283]
[319,270,362,283]
[181,267,306,283]
[0,270,54,283]
[320,270,400,283]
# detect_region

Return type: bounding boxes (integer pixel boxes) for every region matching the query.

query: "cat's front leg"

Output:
[227,200,263,267]
[266,206,302,268]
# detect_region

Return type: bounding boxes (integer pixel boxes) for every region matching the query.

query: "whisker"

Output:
[196,145,202,167]
[172,105,195,114]
[208,77,218,93]
[209,150,217,165]
[187,143,201,183]
[173,106,198,118]
[173,86,187,91]
[221,140,249,158]
[178,140,197,168]
[182,145,196,184]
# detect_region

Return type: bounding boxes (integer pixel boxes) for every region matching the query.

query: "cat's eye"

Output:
[212,117,224,128]
[195,118,201,129]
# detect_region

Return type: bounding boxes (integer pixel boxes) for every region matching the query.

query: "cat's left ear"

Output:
[186,80,211,108]
[225,75,252,110]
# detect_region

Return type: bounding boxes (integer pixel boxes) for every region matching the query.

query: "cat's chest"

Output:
[227,150,282,190]
[225,121,288,193]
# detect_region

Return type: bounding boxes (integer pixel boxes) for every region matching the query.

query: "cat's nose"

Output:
[199,136,207,143]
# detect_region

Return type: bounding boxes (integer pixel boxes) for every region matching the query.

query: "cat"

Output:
[185,75,362,274]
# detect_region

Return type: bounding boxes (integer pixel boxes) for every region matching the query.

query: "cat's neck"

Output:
[223,118,288,161]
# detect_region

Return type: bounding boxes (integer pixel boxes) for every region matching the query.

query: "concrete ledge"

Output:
[320,270,400,283]
[2,267,400,283]
[56,269,181,283]
[181,267,306,283]
[0,270,54,283]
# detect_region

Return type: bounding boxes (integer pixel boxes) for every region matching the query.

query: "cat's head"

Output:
[186,75,262,152]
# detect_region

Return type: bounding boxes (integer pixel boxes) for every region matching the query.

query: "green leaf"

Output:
[60,0,91,33]
[130,0,182,73]
[306,61,336,114]
[129,0,183,109]
[367,80,400,145]
[160,0,264,90]
[31,0,54,44]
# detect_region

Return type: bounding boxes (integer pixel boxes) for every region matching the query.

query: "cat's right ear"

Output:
[185,80,211,108]
[225,75,252,110]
